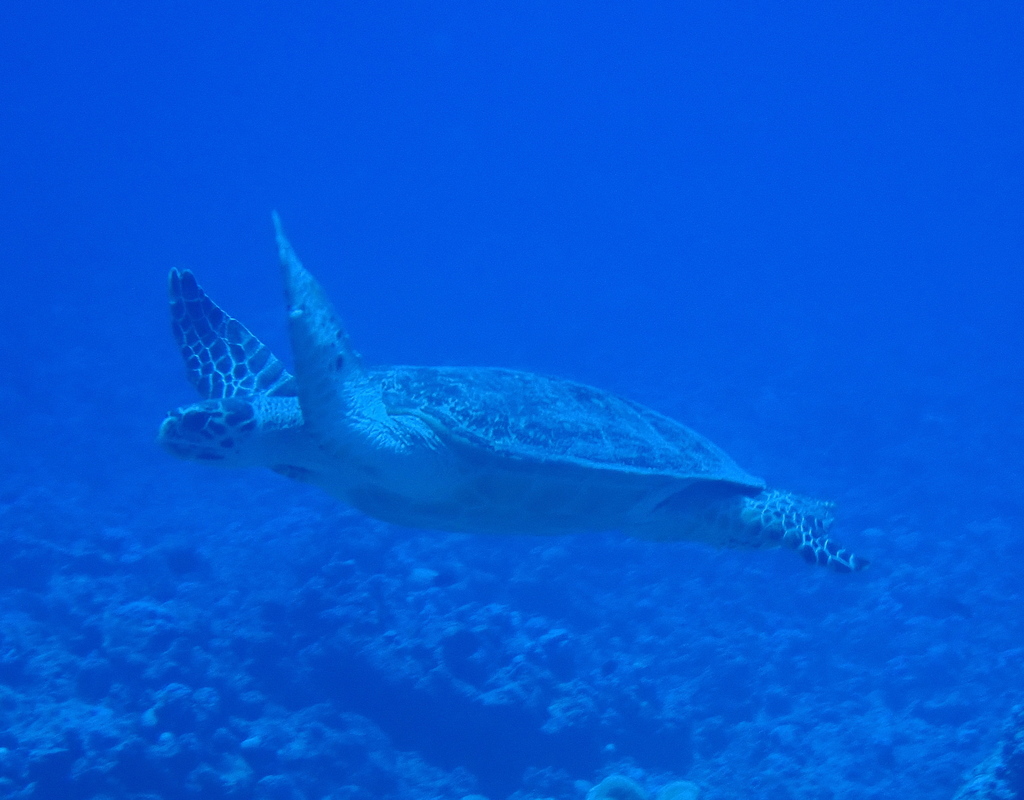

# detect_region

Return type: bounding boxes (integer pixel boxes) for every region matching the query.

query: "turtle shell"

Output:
[376,366,764,489]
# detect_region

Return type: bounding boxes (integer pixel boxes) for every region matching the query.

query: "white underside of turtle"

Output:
[158,215,867,573]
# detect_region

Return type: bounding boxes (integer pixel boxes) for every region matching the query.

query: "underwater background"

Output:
[1,2,1023,799]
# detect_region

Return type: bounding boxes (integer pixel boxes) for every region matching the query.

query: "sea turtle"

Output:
[159,216,867,572]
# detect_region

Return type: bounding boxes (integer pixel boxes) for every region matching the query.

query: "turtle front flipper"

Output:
[740,490,868,572]
[274,214,368,451]
[169,268,296,399]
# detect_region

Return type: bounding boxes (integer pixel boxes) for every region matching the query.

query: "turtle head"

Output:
[158,395,307,469]
[159,397,262,465]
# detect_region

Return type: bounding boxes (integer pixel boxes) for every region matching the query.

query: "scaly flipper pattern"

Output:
[740,489,868,572]
[169,268,296,399]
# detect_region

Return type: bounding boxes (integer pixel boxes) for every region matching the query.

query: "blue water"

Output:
[1,3,1023,799]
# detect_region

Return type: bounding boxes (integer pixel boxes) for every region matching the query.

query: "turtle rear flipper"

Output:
[169,268,296,399]
[741,490,869,572]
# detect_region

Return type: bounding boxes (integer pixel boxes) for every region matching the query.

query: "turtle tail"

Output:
[740,489,868,573]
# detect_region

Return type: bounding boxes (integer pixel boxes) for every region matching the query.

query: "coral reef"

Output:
[1,356,1023,799]
[586,775,699,800]
[954,706,1024,800]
